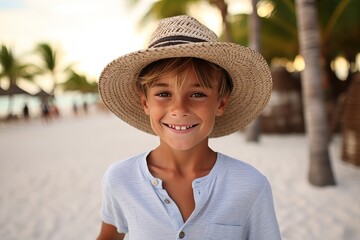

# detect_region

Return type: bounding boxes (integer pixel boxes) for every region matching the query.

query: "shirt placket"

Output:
[175,180,209,240]
[150,177,185,230]
[149,177,210,240]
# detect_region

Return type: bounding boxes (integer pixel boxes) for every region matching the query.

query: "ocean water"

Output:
[0,92,99,118]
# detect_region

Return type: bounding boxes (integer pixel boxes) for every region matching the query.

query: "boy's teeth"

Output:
[169,124,192,131]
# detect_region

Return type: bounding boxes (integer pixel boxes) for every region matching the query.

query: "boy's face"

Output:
[140,68,229,151]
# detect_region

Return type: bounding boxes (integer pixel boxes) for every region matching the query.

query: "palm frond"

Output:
[36,43,57,71]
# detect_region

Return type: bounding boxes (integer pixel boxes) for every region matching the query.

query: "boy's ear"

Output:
[140,94,150,115]
[215,95,229,117]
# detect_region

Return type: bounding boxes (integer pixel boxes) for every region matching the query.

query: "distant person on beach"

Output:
[83,101,88,114]
[72,102,78,115]
[22,103,29,120]
[51,103,60,118]
[97,15,280,240]
[41,99,50,123]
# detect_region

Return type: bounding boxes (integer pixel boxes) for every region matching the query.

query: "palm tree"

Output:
[130,0,232,41]
[295,0,335,186]
[0,45,38,115]
[231,0,359,137]
[209,0,232,41]
[259,0,299,61]
[281,1,356,84]
[246,0,262,142]
[62,69,97,113]
[317,0,360,102]
[62,69,97,93]
[231,0,359,75]
[35,43,60,95]
[130,0,195,29]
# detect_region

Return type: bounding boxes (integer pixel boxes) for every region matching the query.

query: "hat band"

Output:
[149,35,207,48]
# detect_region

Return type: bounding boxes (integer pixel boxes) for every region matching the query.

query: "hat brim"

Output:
[99,42,272,138]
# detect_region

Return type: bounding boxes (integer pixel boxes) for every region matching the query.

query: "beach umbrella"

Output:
[0,86,7,96]
[3,84,32,96]
[33,88,52,98]
[1,85,32,117]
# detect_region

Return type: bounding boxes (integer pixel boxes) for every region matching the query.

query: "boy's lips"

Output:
[163,123,198,131]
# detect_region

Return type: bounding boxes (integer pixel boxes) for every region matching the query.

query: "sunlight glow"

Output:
[189,3,222,35]
[257,0,275,18]
[293,55,305,72]
[356,53,360,71]
[285,62,295,72]
[331,56,349,81]
[228,0,252,15]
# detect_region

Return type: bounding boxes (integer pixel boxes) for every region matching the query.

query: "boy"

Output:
[97,15,280,240]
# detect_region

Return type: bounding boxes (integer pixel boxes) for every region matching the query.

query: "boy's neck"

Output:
[148,141,217,177]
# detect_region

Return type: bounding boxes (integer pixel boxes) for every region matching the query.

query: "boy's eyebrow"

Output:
[151,82,202,88]
[151,82,169,88]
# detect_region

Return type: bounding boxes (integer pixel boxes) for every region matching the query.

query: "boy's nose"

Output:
[170,98,189,117]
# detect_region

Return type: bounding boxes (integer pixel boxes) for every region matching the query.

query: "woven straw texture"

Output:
[99,15,272,138]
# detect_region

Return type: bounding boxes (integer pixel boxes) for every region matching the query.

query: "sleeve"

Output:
[100,168,128,234]
[243,179,281,240]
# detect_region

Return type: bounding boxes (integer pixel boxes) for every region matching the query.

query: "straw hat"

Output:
[99,15,272,138]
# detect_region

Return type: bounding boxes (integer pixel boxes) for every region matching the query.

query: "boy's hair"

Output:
[136,57,233,99]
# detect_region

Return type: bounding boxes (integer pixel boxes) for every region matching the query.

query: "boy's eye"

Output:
[156,92,171,97]
[191,92,206,98]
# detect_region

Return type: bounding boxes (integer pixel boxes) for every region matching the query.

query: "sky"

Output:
[0,0,252,89]
[0,0,156,81]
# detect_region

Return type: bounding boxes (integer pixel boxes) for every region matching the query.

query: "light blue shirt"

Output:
[101,152,281,240]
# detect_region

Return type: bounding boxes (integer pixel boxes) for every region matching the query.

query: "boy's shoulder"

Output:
[217,152,268,187]
[103,152,147,181]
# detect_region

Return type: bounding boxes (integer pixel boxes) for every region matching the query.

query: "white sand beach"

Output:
[0,109,359,240]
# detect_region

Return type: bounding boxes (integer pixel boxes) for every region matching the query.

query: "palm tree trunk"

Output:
[210,0,232,41]
[51,72,57,96]
[295,0,335,186]
[7,78,16,117]
[7,95,14,117]
[246,0,262,142]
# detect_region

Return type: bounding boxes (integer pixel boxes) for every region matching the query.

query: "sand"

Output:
[0,109,359,240]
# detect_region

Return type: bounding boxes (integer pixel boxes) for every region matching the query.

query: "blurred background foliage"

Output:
[1,0,359,102]
[132,0,359,97]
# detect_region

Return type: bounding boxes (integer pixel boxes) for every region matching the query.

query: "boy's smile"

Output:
[163,123,198,132]
[140,68,228,151]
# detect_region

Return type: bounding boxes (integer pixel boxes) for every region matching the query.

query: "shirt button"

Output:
[179,231,185,239]
[164,198,171,204]
[151,179,158,186]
